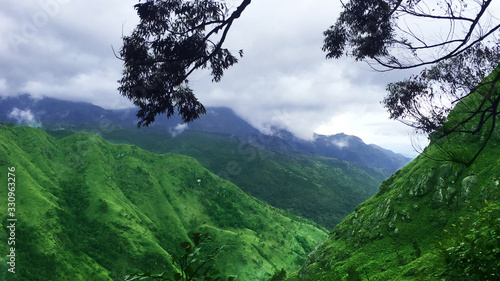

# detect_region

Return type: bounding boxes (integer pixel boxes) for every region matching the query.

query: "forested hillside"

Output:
[100,129,388,229]
[287,69,500,281]
[0,125,327,281]
[0,96,409,228]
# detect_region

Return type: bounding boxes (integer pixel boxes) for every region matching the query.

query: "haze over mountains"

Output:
[0,94,412,174]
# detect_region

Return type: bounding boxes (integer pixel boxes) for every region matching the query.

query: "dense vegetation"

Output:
[0,95,401,229]
[43,124,387,229]
[286,69,500,280]
[1,76,497,280]
[0,126,327,280]
[98,129,387,229]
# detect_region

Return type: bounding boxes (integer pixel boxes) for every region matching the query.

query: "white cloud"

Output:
[8,108,41,127]
[172,123,189,137]
[331,139,349,149]
[0,0,137,108]
[21,68,133,109]
[0,78,8,93]
[0,0,424,156]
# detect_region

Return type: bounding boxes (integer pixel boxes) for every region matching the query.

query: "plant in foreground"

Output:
[436,200,500,281]
[125,233,236,281]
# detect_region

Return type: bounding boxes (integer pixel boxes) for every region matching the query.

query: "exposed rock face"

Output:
[462,175,478,195]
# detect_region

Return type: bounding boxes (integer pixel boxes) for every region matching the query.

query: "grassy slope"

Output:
[0,126,327,281]
[68,129,387,229]
[287,72,500,280]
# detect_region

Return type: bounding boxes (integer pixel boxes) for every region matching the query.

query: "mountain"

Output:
[141,130,389,228]
[49,126,387,229]
[0,95,409,228]
[311,133,408,173]
[266,131,412,175]
[0,95,411,172]
[286,70,500,280]
[0,125,327,280]
[0,95,260,137]
[0,94,132,127]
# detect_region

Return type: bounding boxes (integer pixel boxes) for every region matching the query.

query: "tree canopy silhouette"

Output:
[323,0,499,69]
[383,44,500,136]
[119,0,499,139]
[323,0,499,146]
[118,0,250,126]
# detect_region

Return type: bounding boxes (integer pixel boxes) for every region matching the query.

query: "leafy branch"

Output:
[118,0,251,126]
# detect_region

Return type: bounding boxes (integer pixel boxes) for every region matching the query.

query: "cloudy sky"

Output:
[0,0,429,156]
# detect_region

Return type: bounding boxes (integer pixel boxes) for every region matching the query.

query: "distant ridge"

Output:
[0,94,411,174]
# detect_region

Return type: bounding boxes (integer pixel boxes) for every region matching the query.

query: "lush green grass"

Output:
[286,70,500,280]
[0,126,327,280]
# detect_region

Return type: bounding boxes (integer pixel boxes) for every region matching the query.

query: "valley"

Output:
[2,0,499,280]
[2,84,498,281]
[0,96,411,229]
[0,125,327,280]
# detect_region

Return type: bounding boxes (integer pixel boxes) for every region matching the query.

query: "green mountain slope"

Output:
[286,71,500,280]
[0,125,327,281]
[0,96,407,229]
[68,129,387,229]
